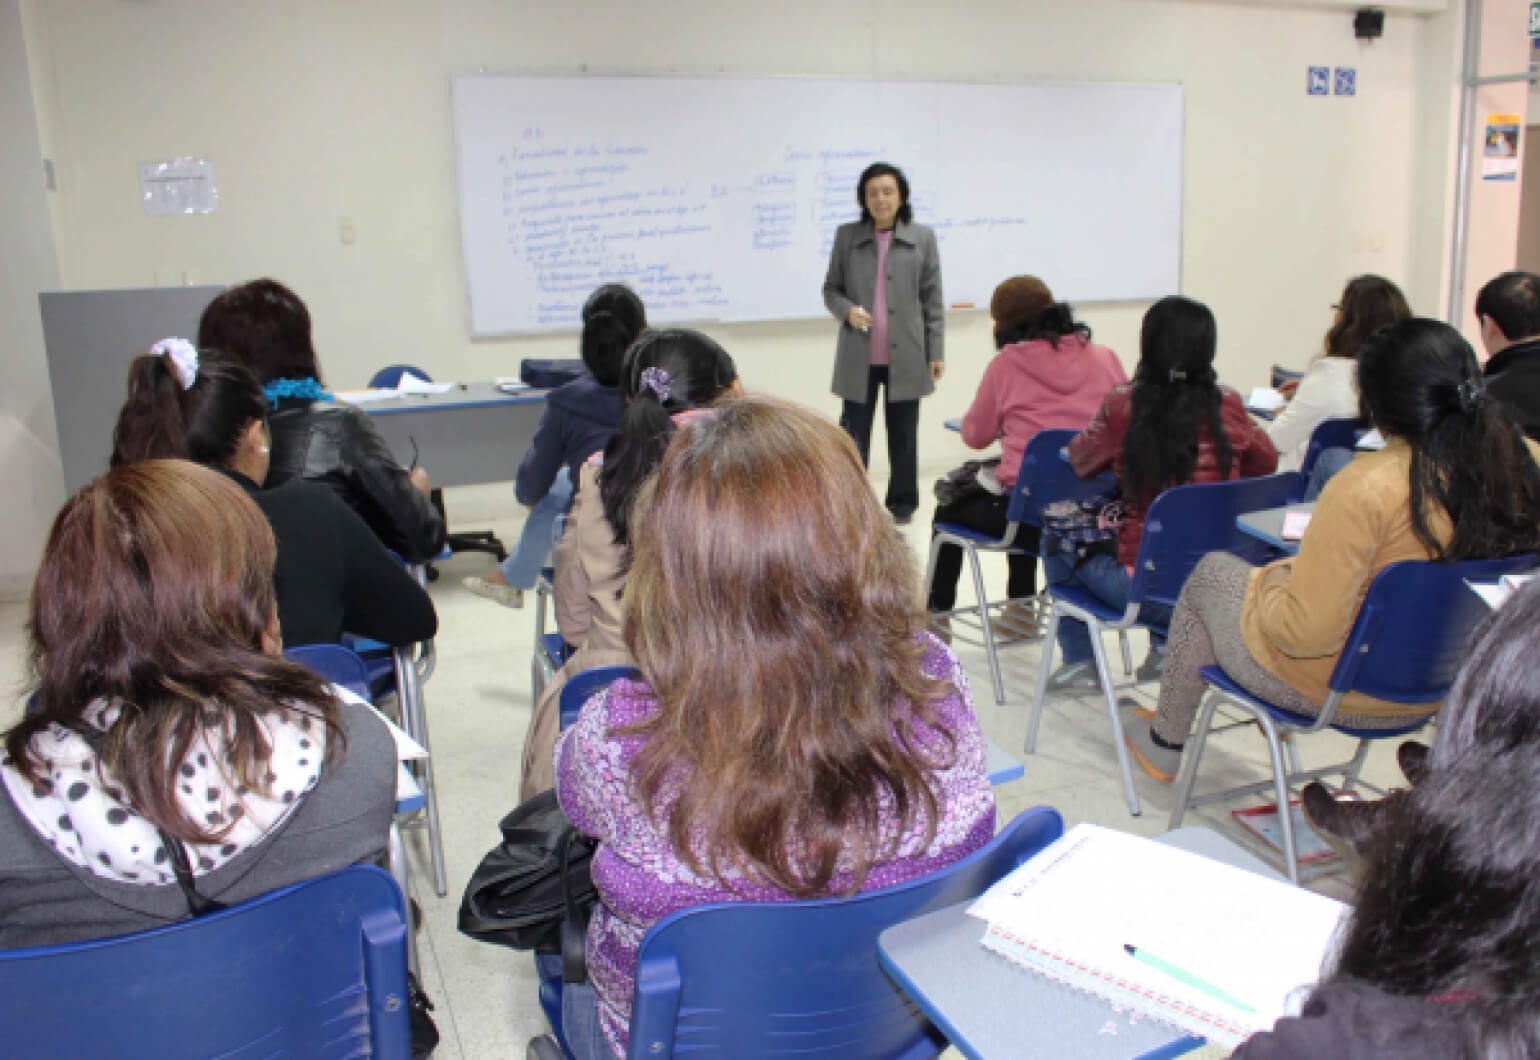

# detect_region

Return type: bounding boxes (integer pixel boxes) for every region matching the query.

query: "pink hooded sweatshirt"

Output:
[961,335,1128,489]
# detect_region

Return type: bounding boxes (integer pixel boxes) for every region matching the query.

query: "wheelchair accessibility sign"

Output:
[1308,67,1330,96]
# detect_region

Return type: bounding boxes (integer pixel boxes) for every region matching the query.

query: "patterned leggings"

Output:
[1152,552,1407,745]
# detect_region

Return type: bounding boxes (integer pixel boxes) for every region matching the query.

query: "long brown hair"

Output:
[622,397,956,898]
[8,461,340,844]
[1324,274,1411,360]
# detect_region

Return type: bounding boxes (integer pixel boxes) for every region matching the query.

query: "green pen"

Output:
[1123,944,1258,1014]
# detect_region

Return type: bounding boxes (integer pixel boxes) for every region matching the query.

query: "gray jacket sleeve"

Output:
[920,228,945,363]
[822,227,856,324]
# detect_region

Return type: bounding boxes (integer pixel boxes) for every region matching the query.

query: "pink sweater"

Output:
[961,335,1128,488]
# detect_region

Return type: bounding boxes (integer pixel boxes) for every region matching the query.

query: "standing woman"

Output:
[823,162,945,524]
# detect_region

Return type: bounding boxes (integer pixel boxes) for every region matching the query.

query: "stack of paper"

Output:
[334,371,456,404]
[967,824,1347,1048]
[1246,387,1287,413]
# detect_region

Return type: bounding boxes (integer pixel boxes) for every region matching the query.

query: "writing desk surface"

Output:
[878,827,1283,1060]
[1236,502,1315,556]
[352,382,549,488]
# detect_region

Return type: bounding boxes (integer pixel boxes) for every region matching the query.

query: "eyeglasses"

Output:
[1330,303,1341,311]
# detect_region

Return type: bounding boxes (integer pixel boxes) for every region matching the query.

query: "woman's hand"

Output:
[847,305,873,330]
[1277,379,1300,399]
[409,467,432,496]
[930,362,946,383]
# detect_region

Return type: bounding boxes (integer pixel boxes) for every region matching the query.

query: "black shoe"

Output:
[1397,741,1430,786]
[890,510,914,526]
[1300,782,1396,861]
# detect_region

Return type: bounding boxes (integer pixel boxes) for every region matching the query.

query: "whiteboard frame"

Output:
[449,72,1186,339]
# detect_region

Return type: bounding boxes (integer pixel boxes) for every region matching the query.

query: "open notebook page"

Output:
[969,824,1347,1043]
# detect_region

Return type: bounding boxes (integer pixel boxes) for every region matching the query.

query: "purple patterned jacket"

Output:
[554,633,996,1057]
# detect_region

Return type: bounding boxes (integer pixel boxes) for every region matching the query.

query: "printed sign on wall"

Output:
[1307,67,1330,96]
[1484,114,1521,181]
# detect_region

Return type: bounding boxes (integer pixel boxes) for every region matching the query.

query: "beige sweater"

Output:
[1242,437,1536,716]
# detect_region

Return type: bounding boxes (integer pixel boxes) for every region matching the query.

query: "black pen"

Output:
[408,437,420,473]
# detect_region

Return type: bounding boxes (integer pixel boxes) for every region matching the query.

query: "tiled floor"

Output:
[0,458,1402,1059]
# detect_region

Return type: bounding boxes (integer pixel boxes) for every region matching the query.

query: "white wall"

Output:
[0,0,65,600]
[25,0,1446,478]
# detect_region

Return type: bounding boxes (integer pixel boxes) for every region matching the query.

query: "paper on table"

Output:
[333,685,427,760]
[1282,511,1312,540]
[1356,429,1386,450]
[1466,582,1510,610]
[333,389,401,404]
[968,824,1347,1045]
[397,764,423,804]
[1247,387,1286,412]
[396,372,455,395]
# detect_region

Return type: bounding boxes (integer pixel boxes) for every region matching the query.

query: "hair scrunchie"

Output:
[1168,369,1188,383]
[639,366,673,403]
[1456,378,1486,415]
[150,337,199,390]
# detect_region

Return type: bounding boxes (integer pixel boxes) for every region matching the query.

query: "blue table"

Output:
[357,382,548,488]
[984,739,1024,786]
[878,826,1283,1059]
[1236,502,1314,555]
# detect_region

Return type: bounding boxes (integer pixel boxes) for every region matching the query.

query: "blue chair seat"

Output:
[1042,580,1127,624]
[542,632,569,674]
[1197,666,1433,740]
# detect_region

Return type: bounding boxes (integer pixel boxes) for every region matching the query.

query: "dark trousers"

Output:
[926,491,1041,612]
[840,366,920,518]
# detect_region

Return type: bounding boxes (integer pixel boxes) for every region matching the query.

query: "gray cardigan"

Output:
[822,219,945,404]
[0,699,396,950]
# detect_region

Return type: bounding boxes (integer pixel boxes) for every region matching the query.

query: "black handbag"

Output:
[934,457,1003,508]
[457,789,598,980]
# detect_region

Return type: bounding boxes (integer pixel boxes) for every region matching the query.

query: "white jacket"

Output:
[1267,357,1360,471]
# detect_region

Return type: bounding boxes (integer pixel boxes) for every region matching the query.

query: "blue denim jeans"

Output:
[1045,551,1171,666]
[499,468,574,590]
[1304,447,1354,502]
[561,978,615,1059]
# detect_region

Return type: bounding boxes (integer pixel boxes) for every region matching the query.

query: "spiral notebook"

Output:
[967,824,1348,1048]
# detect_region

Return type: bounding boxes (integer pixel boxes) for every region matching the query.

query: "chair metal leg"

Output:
[965,544,1005,704]
[1118,631,1133,676]
[388,822,421,977]
[1090,627,1141,816]
[1284,734,1304,778]
[1168,690,1223,830]
[1339,739,1374,790]
[395,648,449,897]
[1025,608,1062,753]
[1254,710,1301,885]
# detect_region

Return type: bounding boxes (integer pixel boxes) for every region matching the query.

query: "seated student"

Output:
[1234,578,1540,1059]
[1044,296,1278,691]
[0,461,396,948]
[464,284,644,608]
[1123,318,1540,783]
[198,278,446,562]
[1475,270,1540,440]
[1267,275,1410,471]
[109,340,436,649]
[553,398,996,1059]
[518,329,740,799]
[927,276,1127,635]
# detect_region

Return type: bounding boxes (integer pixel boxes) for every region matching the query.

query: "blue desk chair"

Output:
[369,363,508,565]
[1297,417,1366,485]
[924,429,1115,704]
[1169,555,1538,883]
[0,865,410,1060]
[529,806,1065,1060]
[1027,472,1304,816]
[1270,364,1304,390]
[559,664,642,731]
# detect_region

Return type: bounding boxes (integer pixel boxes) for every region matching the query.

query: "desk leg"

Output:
[395,646,449,897]
[389,821,421,977]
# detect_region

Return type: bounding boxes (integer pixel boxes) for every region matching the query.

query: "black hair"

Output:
[580,284,647,388]
[856,162,913,226]
[1120,296,1232,507]
[994,303,1092,351]
[1474,271,1540,343]
[1324,274,1411,360]
[1356,318,1540,561]
[110,348,268,469]
[599,329,738,547]
[1320,578,1540,1054]
[197,278,322,385]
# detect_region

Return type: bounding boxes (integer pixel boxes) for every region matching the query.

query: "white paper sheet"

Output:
[1356,429,1386,450]
[138,158,219,215]
[1247,387,1286,412]
[396,371,455,395]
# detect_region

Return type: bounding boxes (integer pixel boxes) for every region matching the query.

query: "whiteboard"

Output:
[452,76,1183,336]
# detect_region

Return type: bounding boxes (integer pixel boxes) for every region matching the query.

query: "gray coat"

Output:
[822,219,945,403]
[0,698,395,949]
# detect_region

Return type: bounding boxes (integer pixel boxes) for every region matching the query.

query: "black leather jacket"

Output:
[266,400,445,563]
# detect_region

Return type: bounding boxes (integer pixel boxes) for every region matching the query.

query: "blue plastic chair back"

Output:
[1299,418,1365,479]
[559,664,642,731]
[285,643,373,702]
[368,364,432,389]
[1271,364,1304,389]
[0,865,411,1060]
[1005,428,1117,527]
[625,806,1064,1059]
[1127,472,1304,611]
[1328,555,1538,705]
